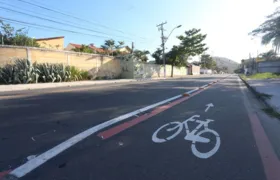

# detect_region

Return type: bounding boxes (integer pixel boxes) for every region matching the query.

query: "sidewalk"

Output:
[0,76,193,92]
[0,79,138,92]
[241,77,280,113]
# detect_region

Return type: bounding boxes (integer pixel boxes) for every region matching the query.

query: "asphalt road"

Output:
[1,75,279,180]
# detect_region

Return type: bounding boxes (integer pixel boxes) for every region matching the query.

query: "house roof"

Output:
[118,46,132,51]
[69,43,105,53]
[35,36,65,41]
[89,44,105,53]
[69,43,82,49]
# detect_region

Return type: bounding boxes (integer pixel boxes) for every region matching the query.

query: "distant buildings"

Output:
[65,43,105,54]
[35,36,64,50]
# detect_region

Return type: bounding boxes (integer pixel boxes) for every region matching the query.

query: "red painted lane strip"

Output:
[247,113,280,180]
[98,89,204,140]
[98,77,227,140]
[0,170,11,180]
[240,74,280,180]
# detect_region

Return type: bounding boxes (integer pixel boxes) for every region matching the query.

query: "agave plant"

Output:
[35,63,57,83]
[14,59,40,84]
[0,59,40,84]
[0,64,15,84]
[0,59,90,84]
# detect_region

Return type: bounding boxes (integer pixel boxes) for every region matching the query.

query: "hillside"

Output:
[212,57,239,73]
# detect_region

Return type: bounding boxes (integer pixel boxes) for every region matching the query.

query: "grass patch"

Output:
[262,108,280,119]
[247,73,280,79]
[240,74,247,80]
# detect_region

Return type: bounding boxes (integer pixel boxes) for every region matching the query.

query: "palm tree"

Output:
[260,50,277,60]
[251,13,280,52]
[133,50,150,62]
[115,41,125,49]
[102,39,115,56]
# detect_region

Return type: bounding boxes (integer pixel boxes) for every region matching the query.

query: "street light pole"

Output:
[157,23,182,78]
[157,22,167,78]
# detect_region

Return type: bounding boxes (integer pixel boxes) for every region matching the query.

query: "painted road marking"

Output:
[152,115,220,159]
[238,76,280,180]
[205,103,214,112]
[97,89,205,140]
[0,170,11,179]
[4,77,228,179]
[97,77,230,140]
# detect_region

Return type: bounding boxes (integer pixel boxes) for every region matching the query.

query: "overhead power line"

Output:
[0,17,131,41]
[14,0,147,40]
[0,6,136,41]
[0,1,86,28]
[0,1,142,41]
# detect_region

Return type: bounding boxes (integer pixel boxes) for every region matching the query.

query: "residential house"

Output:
[117,46,132,54]
[65,43,105,54]
[36,36,64,50]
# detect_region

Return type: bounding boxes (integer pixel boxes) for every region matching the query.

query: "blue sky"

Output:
[0,0,279,62]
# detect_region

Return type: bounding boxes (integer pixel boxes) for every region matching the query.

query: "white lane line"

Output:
[8,79,222,178]
[186,88,199,94]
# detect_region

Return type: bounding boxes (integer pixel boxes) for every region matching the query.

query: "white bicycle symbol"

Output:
[152,115,220,159]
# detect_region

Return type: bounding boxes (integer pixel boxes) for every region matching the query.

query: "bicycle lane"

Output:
[20,76,267,180]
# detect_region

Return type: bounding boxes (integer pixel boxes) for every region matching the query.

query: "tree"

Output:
[166,45,187,77]
[152,48,163,64]
[222,66,228,73]
[0,20,39,47]
[259,50,279,60]
[251,12,280,52]
[178,29,208,57]
[115,41,125,49]
[112,41,126,56]
[200,54,217,69]
[133,50,150,62]
[192,61,201,66]
[72,45,94,53]
[153,29,207,77]
[101,39,115,56]
[164,28,208,77]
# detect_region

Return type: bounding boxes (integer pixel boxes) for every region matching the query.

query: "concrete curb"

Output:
[0,76,190,92]
[0,79,134,92]
[239,75,279,114]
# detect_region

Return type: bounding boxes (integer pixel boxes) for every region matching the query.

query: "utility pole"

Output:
[131,42,134,53]
[157,22,167,78]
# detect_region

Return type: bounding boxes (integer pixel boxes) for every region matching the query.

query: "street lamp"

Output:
[166,25,182,43]
[162,25,182,78]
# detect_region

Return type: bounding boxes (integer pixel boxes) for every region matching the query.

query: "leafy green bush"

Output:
[68,66,82,81]
[80,70,90,80]
[0,59,90,84]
